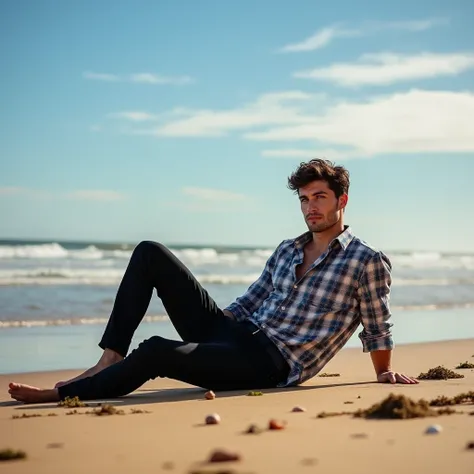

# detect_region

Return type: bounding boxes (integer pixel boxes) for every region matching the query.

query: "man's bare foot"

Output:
[54,349,124,388]
[8,382,59,404]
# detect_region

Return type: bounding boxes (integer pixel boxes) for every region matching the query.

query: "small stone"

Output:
[268,419,286,430]
[465,441,474,450]
[208,449,241,463]
[245,423,263,434]
[425,424,442,434]
[204,390,216,400]
[291,406,306,412]
[205,413,221,425]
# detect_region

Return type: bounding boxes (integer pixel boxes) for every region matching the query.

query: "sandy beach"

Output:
[1,338,473,474]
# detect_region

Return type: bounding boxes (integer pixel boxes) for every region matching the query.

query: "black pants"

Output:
[57,241,289,401]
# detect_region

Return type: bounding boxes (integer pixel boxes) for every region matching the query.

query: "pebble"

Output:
[204,390,216,400]
[205,413,221,425]
[208,449,241,463]
[425,424,442,434]
[291,406,306,412]
[466,441,474,450]
[268,419,286,430]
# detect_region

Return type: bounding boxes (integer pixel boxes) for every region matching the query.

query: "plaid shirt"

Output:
[225,226,394,386]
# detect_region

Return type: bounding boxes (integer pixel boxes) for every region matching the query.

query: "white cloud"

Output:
[145,91,319,137]
[108,112,158,122]
[262,149,363,160]
[278,17,447,52]
[182,187,248,202]
[83,71,193,85]
[67,190,125,201]
[130,73,194,85]
[294,52,474,86]
[245,89,474,157]
[0,186,28,195]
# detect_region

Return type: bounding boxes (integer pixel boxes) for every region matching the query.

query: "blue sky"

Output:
[1,0,473,252]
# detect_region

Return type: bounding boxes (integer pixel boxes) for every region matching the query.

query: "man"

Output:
[8,159,417,403]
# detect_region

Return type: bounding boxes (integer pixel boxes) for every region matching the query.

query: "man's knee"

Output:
[133,240,168,258]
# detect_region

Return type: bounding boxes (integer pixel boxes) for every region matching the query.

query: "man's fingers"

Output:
[396,373,419,384]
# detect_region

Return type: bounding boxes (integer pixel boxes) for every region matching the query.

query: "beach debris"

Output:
[316,410,352,418]
[46,442,64,449]
[353,393,458,419]
[205,390,216,400]
[205,413,221,425]
[350,433,369,439]
[417,366,464,380]
[208,449,241,463]
[130,408,151,414]
[318,372,340,377]
[247,391,263,396]
[429,391,474,406]
[291,405,306,412]
[12,413,42,419]
[0,448,27,461]
[455,361,474,369]
[57,396,88,408]
[88,404,125,416]
[357,395,361,399]
[425,424,442,434]
[344,401,354,404]
[466,441,474,450]
[66,409,81,415]
[268,419,286,430]
[245,423,264,434]
[48,413,58,416]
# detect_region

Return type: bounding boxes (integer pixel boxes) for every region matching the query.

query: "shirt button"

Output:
[293,285,298,289]
[281,306,286,310]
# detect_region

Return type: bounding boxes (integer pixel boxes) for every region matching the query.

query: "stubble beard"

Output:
[307,208,340,234]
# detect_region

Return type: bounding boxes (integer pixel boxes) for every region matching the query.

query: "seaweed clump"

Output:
[318,372,340,377]
[316,411,352,418]
[353,393,455,419]
[57,396,88,408]
[417,366,464,380]
[0,448,27,461]
[429,391,474,407]
[455,361,474,369]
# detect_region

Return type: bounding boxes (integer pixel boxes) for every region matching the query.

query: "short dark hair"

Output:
[287,159,350,198]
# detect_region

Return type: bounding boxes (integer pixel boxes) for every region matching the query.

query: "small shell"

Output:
[425,424,442,434]
[205,390,216,400]
[208,449,241,463]
[291,406,306,412]
[268,419,286,430]
[205,413,221,425]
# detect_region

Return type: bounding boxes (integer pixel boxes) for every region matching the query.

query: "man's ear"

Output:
[338,194,348,210]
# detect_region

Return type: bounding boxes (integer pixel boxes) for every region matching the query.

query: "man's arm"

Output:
[223,244,281,322]
[357,252,418,384]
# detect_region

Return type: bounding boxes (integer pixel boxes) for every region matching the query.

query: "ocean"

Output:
[1,238,473,375]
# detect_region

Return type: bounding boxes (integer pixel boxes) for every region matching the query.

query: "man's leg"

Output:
[56,240,226,387]
[9,322,289,403]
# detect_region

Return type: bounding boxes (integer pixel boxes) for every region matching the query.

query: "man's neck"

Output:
[310,223,345,254]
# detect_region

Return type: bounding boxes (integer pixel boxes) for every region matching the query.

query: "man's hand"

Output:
[377,371,419,384]
[222,309,235,320]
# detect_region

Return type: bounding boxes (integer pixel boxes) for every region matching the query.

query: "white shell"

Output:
[425,424,442,434]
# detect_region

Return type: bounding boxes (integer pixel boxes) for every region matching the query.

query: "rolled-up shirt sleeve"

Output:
[357,251,394,352]
[224,244,281,322]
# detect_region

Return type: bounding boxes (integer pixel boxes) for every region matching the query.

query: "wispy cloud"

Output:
[182,187,248,202]
[262,149,363,160]
[82,71,194,85]
[0,186,28,195]
[137,91,319,137]
[278,18,448,52]
[294,52,474,86]
[67,190,125,201]
[108,111,158,122]
[245,89,474,157]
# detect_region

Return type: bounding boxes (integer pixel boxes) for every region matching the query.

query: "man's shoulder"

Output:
[348,235,392,265]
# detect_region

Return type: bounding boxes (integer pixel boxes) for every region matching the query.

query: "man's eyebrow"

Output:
[299,191,328,199]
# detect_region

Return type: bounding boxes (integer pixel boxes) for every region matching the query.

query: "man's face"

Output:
[298,180,347,233]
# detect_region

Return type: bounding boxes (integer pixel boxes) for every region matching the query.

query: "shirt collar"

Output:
[294,225,355,251]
